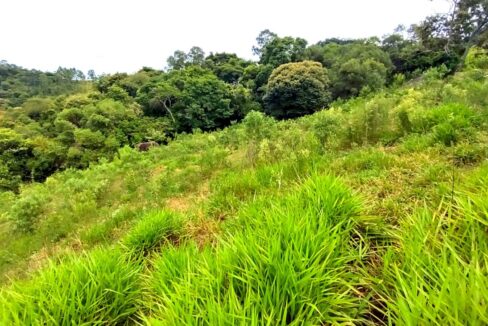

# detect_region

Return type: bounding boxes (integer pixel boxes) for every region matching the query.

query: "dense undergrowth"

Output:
[0,63,487,324]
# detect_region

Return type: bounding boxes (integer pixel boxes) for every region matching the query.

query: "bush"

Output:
[9,191,46,233]
[410,103,479,146]
[342,95,395,146]
[309,109,342,146]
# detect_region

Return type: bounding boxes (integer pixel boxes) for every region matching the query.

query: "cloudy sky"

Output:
[1,0,451,74]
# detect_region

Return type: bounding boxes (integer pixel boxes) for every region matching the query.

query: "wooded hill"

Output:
[0,1,487,324]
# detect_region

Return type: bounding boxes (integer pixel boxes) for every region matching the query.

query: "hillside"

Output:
[0,60,487,324]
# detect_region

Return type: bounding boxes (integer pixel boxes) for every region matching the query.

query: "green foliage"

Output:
[145,175,366,325]
[8,190,46,233]
[170,69,236,131]
[414,103,478,146]
[123,210,184,254]
[413,0,487,69]
[331,58,388,98]
[465,46,488,69]
[166,46,206,70]
[264,61,330,119]
[0,94,167,190]
[137,82,181,117]
[341,148,393,173]
[305,39,392,100]
[137,67,254,132]
[453,141,488,166]
[380,187,488,324]
[22,98,56,121]
[204,52,252,84]
[0,128,32,191]
[0,40,487,326]
[337,94,397,146]
[242,110,276,142]
[0,249,141,325]
[0,62,86,107]
[253,30,308,67]
[106,84,131,103]
[381,32,458,75]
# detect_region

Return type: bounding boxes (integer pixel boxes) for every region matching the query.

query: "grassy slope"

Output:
[0,66,487,324]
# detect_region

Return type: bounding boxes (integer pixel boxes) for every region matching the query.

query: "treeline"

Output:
[0,0,486,192]
[0,62,93,108]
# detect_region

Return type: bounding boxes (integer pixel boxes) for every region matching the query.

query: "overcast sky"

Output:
[1,0,451,74]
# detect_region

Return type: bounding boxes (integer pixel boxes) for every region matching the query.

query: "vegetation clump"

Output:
[264,61,331,119]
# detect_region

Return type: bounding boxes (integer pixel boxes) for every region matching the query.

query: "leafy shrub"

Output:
[242,110,276,142]
[414,103,477,132]
[309,109,342,146]
[9,191,46,233]
[241,111,278,164]
[331,58,388,99]
[342,95,396,146]
[410,103,479,146]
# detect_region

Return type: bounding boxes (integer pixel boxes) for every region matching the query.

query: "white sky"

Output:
[0,0,451,74]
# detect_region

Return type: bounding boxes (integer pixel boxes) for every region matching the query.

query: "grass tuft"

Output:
[0,249,141,325]
[123,210,184,254]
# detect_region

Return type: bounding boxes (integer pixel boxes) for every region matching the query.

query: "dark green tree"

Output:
[263,61,330,119]
[331,58,388,99]
[413,0,488,68]
[137,67,252,131]
[253,30,308,67]
[204,53,251,84]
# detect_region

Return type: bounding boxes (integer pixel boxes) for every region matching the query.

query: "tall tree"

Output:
[252,30,308,67]
[166,47,206,70]
[416,0,488,67]
[166,50,188,70]
[187,47,206,66]
[449,0,488,62]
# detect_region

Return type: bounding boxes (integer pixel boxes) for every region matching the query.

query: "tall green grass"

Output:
[144,175,370,325]
[0,249,141,325]
[123,210,185,254]
[378,165,488,325]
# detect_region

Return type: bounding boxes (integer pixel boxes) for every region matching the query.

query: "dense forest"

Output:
[1,0,488,324]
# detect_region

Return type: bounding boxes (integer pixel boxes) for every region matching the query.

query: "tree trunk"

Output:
[162,99,176,123]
